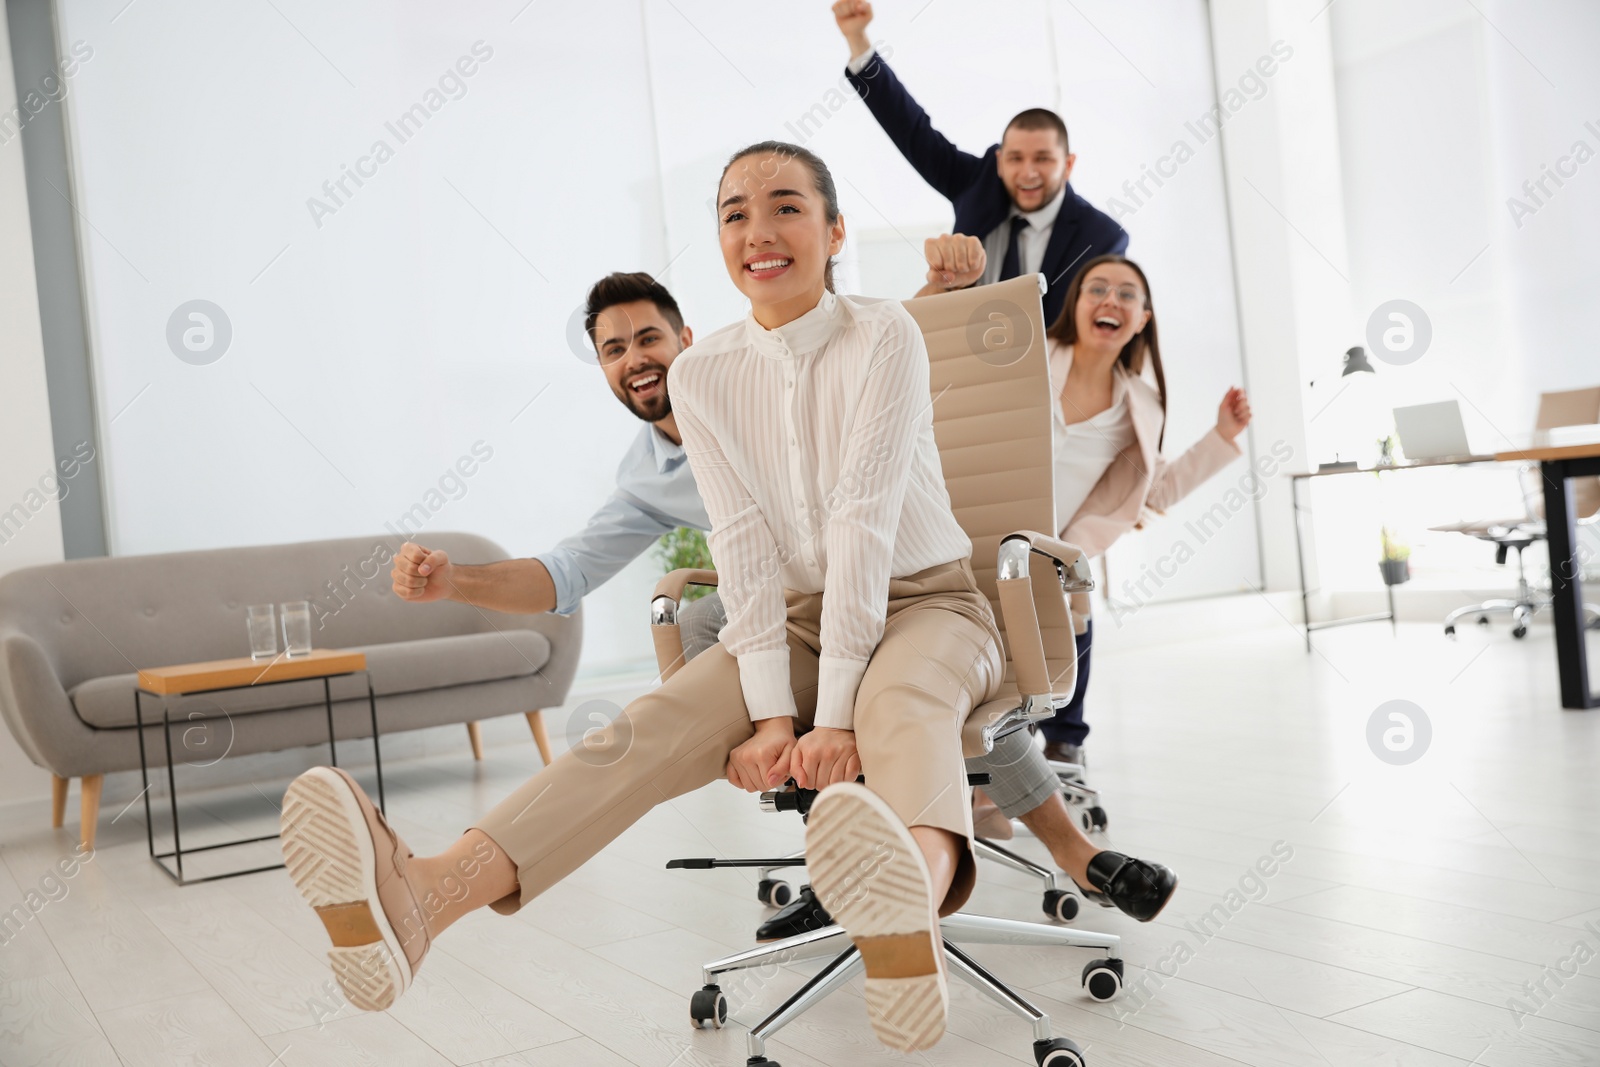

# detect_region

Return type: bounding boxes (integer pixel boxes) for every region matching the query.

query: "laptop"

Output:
[1393,400,1475,460]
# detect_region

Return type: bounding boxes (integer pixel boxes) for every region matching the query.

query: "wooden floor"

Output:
[2,615,1598,1067]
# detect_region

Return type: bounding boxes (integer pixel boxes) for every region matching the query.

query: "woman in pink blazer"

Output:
[1040,255,1252,764]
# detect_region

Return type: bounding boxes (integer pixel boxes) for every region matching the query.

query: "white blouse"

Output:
[1051,342,1137,533]
[671,290,972,731]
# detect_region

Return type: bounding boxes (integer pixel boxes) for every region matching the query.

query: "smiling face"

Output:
[593,299,692,422]
[1072,262,1151,353]
[717,152,846,328]
[996,126,1075,214]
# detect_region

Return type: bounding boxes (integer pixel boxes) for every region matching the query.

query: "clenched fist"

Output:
[925,233,986,291]
[1216,387,1253,443]
[832,0,873,56]
[392,542,454,602]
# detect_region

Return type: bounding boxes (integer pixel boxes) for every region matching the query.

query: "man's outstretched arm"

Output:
[392,546,559,614]
[834,0,984,202]
[392,489,680,615]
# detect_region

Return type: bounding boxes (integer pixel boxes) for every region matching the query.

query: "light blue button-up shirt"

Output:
[534,423,710,616]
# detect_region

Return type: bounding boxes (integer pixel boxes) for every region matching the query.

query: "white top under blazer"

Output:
[1049,342,1137,534]
[670,290,972,731]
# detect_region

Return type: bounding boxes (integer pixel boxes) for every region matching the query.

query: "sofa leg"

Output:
[52,775,69,829]
[80,774,103,851]
[466,721,485,761]
[525,710,552,765]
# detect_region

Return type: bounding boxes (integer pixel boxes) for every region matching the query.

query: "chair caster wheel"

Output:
[746,1059,781,1067]
[756,879,793,908]
[1086,805,1108,831]
[1512,625,1528,639]
[1034,1035,1087,1066]
[1042,888,1079,922]
[1081,957,1123,1002]
[1443,624,1456,637]
[1477,616,1491,626]
[689,985,727,1029]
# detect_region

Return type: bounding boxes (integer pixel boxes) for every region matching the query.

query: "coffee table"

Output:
[133,648,385,885]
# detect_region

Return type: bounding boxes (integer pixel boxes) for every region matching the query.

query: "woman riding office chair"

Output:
[650,275,1155,1067]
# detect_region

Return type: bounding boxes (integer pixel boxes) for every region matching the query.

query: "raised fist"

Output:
[392,542,454,603]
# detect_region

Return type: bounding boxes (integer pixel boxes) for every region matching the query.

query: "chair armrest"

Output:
[0,629,72,773]
[649,569,719,681]
[1000,531,1094,591]
[993,533,1095,713]
[651,568,720,615]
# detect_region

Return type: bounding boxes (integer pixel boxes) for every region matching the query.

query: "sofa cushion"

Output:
[68,630,551,730]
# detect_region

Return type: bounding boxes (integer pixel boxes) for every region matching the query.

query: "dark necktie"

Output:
[998,215,1030,281]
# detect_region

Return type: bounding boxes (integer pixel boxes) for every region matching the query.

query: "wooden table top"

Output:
[137,648,366,695]
[1495,424,1600,462]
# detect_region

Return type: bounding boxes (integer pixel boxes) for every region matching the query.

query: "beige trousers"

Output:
[475,559,1003,917]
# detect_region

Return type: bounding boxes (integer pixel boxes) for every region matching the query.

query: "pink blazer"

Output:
[1050,341,1241,626]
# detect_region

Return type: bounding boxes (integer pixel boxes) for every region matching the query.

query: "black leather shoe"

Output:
[755,885,835,942]
[1077,851,1177,922]
[1043,741,1085,769]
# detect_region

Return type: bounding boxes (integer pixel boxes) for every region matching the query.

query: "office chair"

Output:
[1440,386,1600,639]
[649,275,1123,1067]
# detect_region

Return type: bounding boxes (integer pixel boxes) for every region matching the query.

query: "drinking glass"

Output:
[280,600,312,657]
[247,604,278,660]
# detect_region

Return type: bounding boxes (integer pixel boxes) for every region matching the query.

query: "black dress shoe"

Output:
[1076,851,1177,922]
[1043,741,1085,768]
[755,885,835,942]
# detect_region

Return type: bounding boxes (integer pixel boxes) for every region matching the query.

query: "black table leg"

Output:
[324,676,338,766]
[366,673,386,814]
[1542,457,1598,709]
[134,690,156,859]
[162,708,184,882]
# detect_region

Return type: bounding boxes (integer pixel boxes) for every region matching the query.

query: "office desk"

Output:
[1496,426,1600,709]
[1288,454,1498,652]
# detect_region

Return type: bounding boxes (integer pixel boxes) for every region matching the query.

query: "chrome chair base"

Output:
[695,913,1123,1063]
[1442,534,1600,639]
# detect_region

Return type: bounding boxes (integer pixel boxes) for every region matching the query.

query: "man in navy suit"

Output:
[834,1,1127,327]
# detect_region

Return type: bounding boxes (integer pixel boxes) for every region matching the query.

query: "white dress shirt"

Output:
[533,424,710,616]
[846,47,877,75]
[981,185,1066,286]
[1049,342,1136,533]
[671,290,972,731]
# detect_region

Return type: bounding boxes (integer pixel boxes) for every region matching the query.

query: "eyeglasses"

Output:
[1081,282,1145,306]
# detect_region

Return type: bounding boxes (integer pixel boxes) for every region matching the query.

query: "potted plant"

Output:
[654,527,714,600]
[1379,527,1410,586]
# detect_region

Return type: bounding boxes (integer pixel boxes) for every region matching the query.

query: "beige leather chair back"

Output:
[903,275,1079,703]
[1536,386,1600,519]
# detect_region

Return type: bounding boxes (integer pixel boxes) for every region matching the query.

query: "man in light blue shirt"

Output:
[391,272,722,652]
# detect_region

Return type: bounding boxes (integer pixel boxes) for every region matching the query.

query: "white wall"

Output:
[58,0,672,667]
[49,0,1256,668]
[1207,0,1350,603]
[0,8,66,805]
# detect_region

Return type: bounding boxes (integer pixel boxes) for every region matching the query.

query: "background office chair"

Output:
[1440,386,1600,638]
[650,275,1123,1067]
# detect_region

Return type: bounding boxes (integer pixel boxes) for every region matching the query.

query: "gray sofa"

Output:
[0,532,581,846]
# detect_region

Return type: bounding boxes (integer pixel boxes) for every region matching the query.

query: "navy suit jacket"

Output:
[845,52,1129,328]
